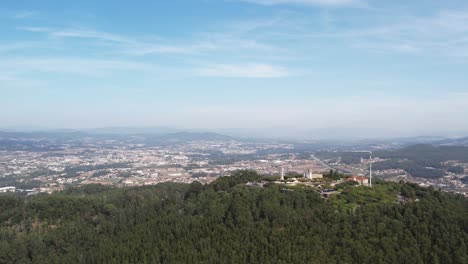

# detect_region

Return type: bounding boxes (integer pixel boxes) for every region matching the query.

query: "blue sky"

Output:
[1,0,468,137]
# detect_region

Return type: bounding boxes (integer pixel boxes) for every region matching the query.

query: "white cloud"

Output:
[239,0,363,7]
[13,11,37,19]
[122,42,206,55]
[21,27,206,56]
[0,57,160,77]
[20,27,51,33]
[17,27,230,56]
[21,27,130,43]
[20,24,284,57]
[197,63,290,78]
[0,43,38,53]
[0,75,16,81]
[294,9,468,56]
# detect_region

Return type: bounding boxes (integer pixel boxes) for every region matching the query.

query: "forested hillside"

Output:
[1,171,467,263]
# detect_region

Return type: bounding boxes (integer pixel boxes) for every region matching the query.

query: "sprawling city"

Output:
[1,131,467,197]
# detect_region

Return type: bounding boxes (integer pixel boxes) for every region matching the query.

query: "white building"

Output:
[304,169,323,180]
[0,186,16,193]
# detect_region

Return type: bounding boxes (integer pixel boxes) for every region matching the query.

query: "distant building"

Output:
[346,176,369,186]
[304,169,323,180]
[0,186,16,193]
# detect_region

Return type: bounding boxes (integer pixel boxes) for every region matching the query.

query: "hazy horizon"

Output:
[2,0,468,137]
[1,125,467,140]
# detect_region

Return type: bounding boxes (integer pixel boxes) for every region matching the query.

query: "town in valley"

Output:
[1,131,468,197]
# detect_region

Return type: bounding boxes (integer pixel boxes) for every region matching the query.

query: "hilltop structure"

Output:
[346,176,369,186]
[304,169,323,180]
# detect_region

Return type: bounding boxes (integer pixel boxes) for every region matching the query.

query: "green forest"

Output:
[1,170,467,263]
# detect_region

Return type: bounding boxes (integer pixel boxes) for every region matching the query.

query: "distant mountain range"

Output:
[156,132,233,141]
[1,128,468,146]
[0,130,234,143]
[0,131,87,140]
[86,126,180,135]
[434,137,468,146]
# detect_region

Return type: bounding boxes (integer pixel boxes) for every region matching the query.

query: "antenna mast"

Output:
[369,152,373,187]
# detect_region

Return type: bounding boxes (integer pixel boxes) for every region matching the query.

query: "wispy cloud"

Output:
[20,26,205,55]
[19,23,285,58]
[197,63,290,78]
[122,42,208,55]
[349,9,468,57]
[12,23,293,80]
[257,8,468,57]
[13,11,38,19]
[21,27,130,43]
[0,74,16,81]
[14,6,468,80]
[239,0,364,7]
[0,57,160,77]
[0,43,39,53]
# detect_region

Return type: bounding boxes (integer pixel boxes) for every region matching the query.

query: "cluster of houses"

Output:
[272,168,370,189]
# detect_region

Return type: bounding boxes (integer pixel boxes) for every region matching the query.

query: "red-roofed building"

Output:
[346,176,369,186]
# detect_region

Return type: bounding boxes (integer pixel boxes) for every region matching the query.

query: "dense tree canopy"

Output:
[0,170,467,263]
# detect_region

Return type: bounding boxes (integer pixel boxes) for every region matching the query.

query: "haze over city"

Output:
[2,0,468,138]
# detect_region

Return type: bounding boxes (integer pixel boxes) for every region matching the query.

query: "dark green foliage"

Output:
[0,177,42,189]
[335,180,359,189]
[0,171,467,263]
[373,145,468,178]
[373,160,446,178]
[324,169,345,180]
[285,172,303,178]
[63,184,114,195]
[375,144,468,163]
[210,170,262,191]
